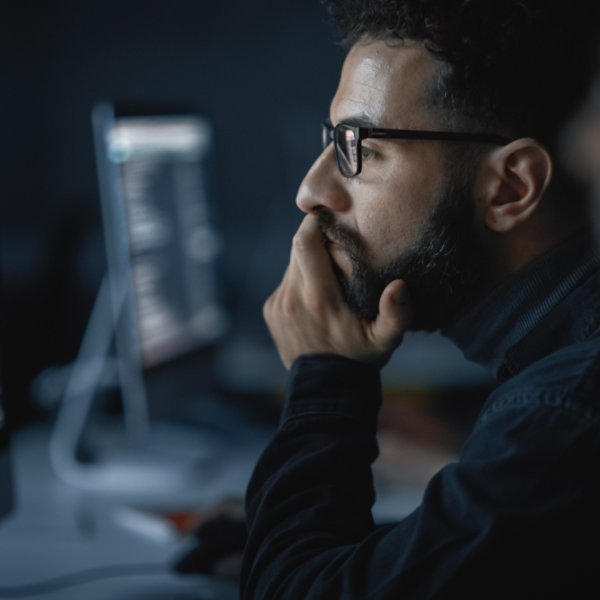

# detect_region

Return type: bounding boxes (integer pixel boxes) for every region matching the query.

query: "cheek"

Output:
[355,204,423,270]
[357,178,442,266]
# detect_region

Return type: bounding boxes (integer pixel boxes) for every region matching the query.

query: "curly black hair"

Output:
[321,0,599,157]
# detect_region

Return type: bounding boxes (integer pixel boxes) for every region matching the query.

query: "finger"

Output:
[370,279,412,349]
[291,214,339,294]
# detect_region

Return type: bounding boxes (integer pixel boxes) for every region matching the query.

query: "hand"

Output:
[263,213,412,369]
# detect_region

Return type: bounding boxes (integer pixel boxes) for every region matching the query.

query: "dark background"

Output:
[4,0,491,441]
[4,0,345,427]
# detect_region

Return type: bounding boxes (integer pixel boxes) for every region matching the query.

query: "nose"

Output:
[295,146,352,214]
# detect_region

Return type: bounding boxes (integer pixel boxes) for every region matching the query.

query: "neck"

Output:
[444,230,600,378]
[485,203,588,289]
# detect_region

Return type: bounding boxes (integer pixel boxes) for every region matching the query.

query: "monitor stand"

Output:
[49,275,217,501]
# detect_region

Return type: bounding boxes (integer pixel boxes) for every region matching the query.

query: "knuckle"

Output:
[264,289,297,320]
[263,293,278,320]
[262,300,271,320]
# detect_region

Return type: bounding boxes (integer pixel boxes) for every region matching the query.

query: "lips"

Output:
[320,225,339,247]
[322,232,335,246]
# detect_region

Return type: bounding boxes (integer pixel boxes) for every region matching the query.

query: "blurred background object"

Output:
[5,0,345,430]
[563,73,600,238]
[0,350,14,522]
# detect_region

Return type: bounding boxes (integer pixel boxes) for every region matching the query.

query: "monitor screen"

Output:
[93,103,227,370]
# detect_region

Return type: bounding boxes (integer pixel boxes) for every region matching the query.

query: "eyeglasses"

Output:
[321,121,513,178]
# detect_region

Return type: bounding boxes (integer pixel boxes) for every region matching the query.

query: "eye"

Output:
[361,144,377,160]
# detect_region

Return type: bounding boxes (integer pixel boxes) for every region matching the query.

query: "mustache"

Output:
[317,212,364,260]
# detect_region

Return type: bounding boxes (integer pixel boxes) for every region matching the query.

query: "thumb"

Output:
[370,279,412,351]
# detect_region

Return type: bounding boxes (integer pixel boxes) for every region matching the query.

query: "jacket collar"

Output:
[444,232,600,381]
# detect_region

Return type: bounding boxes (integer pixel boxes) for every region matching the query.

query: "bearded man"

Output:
[241,1,600,597]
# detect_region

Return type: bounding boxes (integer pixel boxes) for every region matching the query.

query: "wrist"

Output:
[283,354,382,426]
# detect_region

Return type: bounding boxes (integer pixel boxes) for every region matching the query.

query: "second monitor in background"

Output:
[96,103,228,373]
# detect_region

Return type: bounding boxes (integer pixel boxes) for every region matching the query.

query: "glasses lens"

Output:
[335,125,358,177]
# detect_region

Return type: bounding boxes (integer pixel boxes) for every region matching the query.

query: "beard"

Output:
[318,177,489,331]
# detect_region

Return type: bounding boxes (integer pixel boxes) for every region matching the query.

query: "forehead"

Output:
[331,39,440,129]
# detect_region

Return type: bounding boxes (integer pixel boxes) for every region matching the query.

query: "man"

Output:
[241,1,600,597]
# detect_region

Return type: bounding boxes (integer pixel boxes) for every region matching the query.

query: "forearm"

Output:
[241,354,382,599]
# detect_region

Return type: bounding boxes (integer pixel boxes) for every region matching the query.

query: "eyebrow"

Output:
[328,113,380,129]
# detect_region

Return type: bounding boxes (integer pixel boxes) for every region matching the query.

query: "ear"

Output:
[476,138,553,233]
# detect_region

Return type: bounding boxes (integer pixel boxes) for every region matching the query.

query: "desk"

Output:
[0,412,448,598]
[0,424,251,600]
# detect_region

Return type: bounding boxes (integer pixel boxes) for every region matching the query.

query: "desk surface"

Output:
[0,424,249,600]
[0,411,444,599]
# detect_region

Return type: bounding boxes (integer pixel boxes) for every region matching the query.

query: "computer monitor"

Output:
[49,103,229,496]
[93,102,228,372]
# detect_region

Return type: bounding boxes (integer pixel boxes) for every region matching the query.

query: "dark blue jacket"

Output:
[241,234,600,599]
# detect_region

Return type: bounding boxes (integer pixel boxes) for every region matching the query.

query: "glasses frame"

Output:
[321,121,514,177]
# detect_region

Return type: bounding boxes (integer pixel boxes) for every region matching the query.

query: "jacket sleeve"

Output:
[241,354,383,599]
[240,354,600,599]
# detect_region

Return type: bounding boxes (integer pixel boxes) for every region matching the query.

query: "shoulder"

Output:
[450,335,600,517]
[481,331,600,424]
